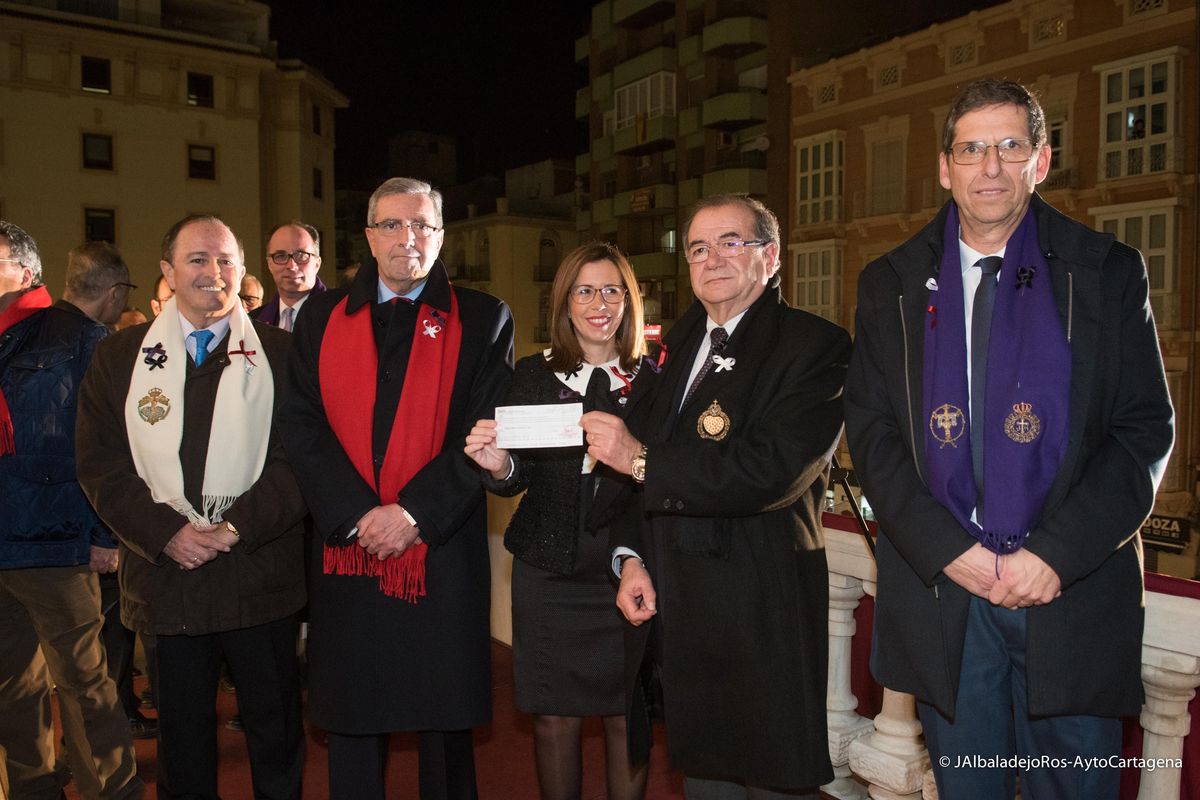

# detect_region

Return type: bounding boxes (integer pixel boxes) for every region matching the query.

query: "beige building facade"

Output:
[788,0,1199,573]
[0,0,346,299]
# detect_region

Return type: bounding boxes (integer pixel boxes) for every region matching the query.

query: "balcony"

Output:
[611,0,674,28]
[678,34,702,66]
[614,183,676,217]
[678,177,701,207]
[702,166,766,196]
[701,90,767,130]
[629,249,679,279]
[575,152,591,177]
[821,514,1200,800]
[701,15,768,58]
[575,34,589,63]
[613,115,678,155]
[575,86,591,119]
[592,197,615,225]
[613,46,677,88]
[678,106,700,137]
[593,134,613,162]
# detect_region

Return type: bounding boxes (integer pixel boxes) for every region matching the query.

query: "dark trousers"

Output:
[99,576,140,717]
[327,729,477,800]
[919,596,1121,800]
[155,616,303,800]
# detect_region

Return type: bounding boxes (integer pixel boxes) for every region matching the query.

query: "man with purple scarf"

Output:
[845,79,1174,799]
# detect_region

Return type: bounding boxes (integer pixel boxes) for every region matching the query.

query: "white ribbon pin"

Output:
[713,355,736,373]
[925,277,939,291]
[423,320,442,339]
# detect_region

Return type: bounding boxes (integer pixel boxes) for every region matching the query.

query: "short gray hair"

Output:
[65,241,130,300]
[0,220,44,286]
[682,194,781,273]
[367,177,444,227]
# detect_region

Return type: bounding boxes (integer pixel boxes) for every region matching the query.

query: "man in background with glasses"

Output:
[281,177,513,800]
[583,194,849,797]
[0,223,143,799]
[845,79,1174,799]
[253,221,328,332]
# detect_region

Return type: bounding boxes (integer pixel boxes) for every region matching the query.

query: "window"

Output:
[81,56,111,94]
[84,208,115,242]
[188,145,216,180]
[614,71,676,131]
[814,83,838,108]
[187,72,214,107]
[1043,112,1075,190]
[1161,372,1184,491]
[946,39,978,70]
[1094,201,1178,328]
[313,167,324,200]
[1127,0,1165,19]
[1031,14,1066,46]
[868,139,905,216]
[1098,51,1178,179]
[793,131,844,226]
[82,133,113,170]
[312,104,322,135]
[790,241,842,324]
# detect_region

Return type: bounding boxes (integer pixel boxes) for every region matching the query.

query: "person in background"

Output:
[0,224,143,800]
[240,275,264,313]
[465,242,653,800]
[253,222,326,331]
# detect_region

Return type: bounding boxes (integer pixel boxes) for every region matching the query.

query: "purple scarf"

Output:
[923,204,1070,553]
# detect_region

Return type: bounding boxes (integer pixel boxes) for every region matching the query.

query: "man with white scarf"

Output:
[77,214,308,800]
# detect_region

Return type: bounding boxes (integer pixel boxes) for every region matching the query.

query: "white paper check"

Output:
[495,403,584,449]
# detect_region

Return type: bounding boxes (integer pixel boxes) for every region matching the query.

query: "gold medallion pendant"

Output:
[138,388,171,425]
[929,403,966,448]
[697,399,731,441]
[1003,402,1041,443]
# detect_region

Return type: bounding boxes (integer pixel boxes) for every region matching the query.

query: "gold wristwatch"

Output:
[631,444,648,484]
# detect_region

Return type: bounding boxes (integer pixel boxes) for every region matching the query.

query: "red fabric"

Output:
[318,293,462,602]
[0,286,52,455]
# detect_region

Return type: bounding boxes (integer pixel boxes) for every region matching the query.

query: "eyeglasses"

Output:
[111,281,138,291]
[947,138,1036,165]
[0,258,22,265]
[570,285,627,304]
[239,293,262,303]
[268,250,318,266]
[684,239,768,264]
[370,219,441,239]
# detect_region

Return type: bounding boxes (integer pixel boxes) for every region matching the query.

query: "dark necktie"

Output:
[682,327,729,410]
[970,256,1002,503]
[191,329,215,366]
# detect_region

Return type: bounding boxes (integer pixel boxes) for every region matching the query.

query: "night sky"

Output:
[269,0,596,191]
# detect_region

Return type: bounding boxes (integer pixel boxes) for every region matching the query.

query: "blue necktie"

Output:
[191,329,215,366]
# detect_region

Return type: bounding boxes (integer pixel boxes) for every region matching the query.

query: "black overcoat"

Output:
[844,195,1175,719]
[280,261,513,733]
[619,279,847,790]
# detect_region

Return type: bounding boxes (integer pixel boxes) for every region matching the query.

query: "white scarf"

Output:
[125,297,273,525]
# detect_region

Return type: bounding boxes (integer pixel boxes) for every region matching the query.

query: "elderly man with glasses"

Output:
[844,79,1174,799]
[252,221,328,331]
[582,193,849,798]
[0,224,143,800]
[279,177,513,800]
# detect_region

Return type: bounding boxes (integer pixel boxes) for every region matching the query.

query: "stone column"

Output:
[1137,647,1200,800]
[822,573,873,800]
[849,688,930,800]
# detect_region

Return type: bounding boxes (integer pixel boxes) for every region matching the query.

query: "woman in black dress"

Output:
[465,242,655,800]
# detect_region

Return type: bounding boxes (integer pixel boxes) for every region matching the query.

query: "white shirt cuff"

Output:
[611,546,643,578]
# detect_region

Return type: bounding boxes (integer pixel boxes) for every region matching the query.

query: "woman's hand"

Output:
[464,419,512,479]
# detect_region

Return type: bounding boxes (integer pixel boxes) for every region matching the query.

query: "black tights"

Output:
[532,713,647,800]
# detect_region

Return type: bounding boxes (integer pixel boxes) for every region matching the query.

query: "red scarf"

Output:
[318,292,462,602]
[0,287,53,455]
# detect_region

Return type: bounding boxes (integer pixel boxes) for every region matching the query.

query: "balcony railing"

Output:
[821,514,1200,799]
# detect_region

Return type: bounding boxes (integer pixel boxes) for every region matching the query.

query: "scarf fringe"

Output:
[323,542,428,603]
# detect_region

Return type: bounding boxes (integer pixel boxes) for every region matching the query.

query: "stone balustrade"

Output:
[821,521,1200,800]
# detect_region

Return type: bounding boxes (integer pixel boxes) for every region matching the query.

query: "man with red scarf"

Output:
[0,221,143,799]
[845,80,1175,799]
[280,177,514,800]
